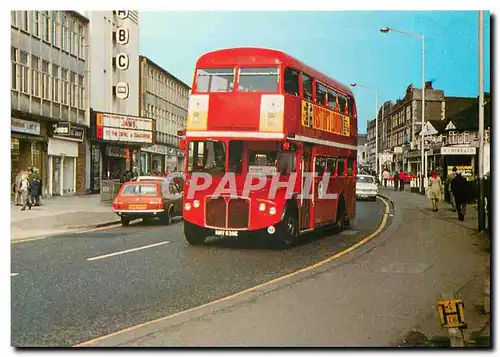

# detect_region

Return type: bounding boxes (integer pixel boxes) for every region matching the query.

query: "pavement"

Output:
[73,187,490,347]
[11,200,386,346]
[10,195,119,241]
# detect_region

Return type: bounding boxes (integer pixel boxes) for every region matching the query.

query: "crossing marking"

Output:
[87,241,170,261]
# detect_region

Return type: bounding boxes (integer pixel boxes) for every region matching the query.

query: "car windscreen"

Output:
[356,176,374,184]
[121,184,158,196]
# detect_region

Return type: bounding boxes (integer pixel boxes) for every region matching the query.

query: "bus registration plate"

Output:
[214,230,239,237]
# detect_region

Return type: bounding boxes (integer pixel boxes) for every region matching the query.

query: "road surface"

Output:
[11,199,385,347]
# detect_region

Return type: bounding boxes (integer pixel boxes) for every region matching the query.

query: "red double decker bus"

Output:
[180,47,357,248]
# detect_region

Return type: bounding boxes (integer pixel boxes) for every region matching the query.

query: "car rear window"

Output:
[357,176,374,184]
[121,184,158,196]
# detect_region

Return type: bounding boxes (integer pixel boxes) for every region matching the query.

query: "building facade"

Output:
[11,10,90,197]
[139,56,190,174]
[357,134,369,172]
[366,81,490,180]
[85,11,156,193]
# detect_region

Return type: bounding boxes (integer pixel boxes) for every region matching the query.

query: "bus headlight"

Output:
[184,202,192,211]
[193,200,200,208]
[269,207,276,215]
[259,203,266,212]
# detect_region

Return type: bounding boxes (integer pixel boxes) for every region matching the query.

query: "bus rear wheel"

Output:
[274,210,298,250]
[184,221,206,245]
[335,199,346,232]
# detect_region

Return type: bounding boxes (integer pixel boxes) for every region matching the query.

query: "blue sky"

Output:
[140,11,490,134]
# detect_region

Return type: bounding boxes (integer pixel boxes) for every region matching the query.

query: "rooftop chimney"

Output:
[425,81,433,89]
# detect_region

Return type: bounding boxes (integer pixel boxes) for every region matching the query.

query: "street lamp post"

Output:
[351,83,379,181]
[380,27,426,194]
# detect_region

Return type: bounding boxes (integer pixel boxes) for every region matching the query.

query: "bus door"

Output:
[300,146,312,231]
[313,156,329,226]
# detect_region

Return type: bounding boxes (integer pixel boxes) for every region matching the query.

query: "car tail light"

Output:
[113,199,123,209]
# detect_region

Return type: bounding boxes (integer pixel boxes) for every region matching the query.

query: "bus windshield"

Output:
[188,140,226,174]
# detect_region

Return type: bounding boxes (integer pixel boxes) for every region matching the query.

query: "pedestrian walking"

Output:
[19,175,31,211]
[382,169,389,187]
[427,170,444,212]
[29,175,41,207]
[398,169,405,192]
[393,170,399,191]
[445,167,457,212]
[450,167,469,221]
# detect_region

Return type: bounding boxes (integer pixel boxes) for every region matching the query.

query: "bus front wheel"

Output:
[274,210,298,249]
[184,221,206,245]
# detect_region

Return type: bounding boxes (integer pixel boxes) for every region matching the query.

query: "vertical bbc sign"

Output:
[113,10,130,100]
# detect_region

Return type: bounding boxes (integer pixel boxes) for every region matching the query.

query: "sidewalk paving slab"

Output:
[10,195,119,241]
[81,188,490,347]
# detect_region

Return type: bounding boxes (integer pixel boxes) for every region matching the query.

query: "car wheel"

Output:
[184,221,206,245]
[121,217,130,227]
[161,208,172,225]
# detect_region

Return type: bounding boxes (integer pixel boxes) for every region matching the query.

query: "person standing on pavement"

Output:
[445,167,457,212]
[29,175,41,207]
[19,175,31,211]
[428,170,444,212]
[382,169,389,187]
[398,169,405,192]
[393,170,399,191]
[450,167,469,221]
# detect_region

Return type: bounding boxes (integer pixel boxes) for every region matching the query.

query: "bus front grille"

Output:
[227,198,250,229]
[205,197,226,228]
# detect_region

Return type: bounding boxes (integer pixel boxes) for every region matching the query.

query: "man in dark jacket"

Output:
[29,175,41,207]
[450,167,469,221]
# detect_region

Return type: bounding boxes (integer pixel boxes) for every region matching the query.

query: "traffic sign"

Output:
[437,299,466,328]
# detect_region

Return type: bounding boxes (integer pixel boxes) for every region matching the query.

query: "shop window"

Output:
[284,67,299,96]
[302,73,313,101]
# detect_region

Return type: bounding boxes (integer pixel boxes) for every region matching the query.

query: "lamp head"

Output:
[380,27,390,33]
[350,83,357,87]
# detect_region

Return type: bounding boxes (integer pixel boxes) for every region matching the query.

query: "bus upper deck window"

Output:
[237,68,278,92]
[316,83,327,105]
[302,74,313,101]
[284,68,299,96]
[196,68,234,93]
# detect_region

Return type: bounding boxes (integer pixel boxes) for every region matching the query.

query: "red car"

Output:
[112,180,183,227]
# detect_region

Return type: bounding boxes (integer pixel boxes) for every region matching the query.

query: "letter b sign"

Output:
[115,28,129,45]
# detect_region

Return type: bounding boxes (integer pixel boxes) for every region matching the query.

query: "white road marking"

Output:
[340,230,359,235]
[10,273,19,277]
[87,241,170,261]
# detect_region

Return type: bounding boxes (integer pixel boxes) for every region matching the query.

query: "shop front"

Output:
[440,145,477,181]
[141,144,170,174]
[90,111,155,193]
[11,118,46,192]
[48,122,85,196]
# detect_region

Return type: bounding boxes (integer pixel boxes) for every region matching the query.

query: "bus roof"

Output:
[196,47,354,98]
